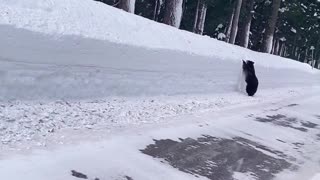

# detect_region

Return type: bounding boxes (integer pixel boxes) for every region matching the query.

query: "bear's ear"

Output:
[242,60,246,64]
[247,60,254,64]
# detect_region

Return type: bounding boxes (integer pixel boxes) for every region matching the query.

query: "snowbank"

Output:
[0,0,316,72]
[0,0,318,101]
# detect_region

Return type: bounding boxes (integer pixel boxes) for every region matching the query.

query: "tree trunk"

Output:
[225,6,235,42]
[261,0,281,53]
[271,38,276,54]
[303,48,309,63]
[311,49,315,68]
[117,0,136,13]
[281,45,288,57]
[237,0,255,48]
[229,0,243,44]
[315,38,320,65]
[294,46,299,58]
[279,41,285,56]
[163,0,183,28]
[273,39,280,55]
[297,52,301,61]
[193,0,207,35]
[153,0,159,20]
[193,0,200,32]
[153,0,164,21]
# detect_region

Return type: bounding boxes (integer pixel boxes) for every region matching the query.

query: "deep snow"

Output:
[0,0,318,72]
[0,25,319,101]
[0,0,319,101]
[0,0,320,179]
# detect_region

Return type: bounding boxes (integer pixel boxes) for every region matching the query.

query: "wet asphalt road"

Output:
[69,105,320,180]
[138,103,320,180]
[141,136,291,180]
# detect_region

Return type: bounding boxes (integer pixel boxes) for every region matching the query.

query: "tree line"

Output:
[96,0,320,68]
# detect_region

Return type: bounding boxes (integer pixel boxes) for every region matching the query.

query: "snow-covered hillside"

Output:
[0,0,318,72]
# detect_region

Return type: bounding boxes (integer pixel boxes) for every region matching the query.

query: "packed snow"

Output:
[1,92,320,180]
[1,86,315,151]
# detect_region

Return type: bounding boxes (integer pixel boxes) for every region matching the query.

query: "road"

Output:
[0,93,320,180]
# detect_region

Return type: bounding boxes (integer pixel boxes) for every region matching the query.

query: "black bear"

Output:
[242,60,259,96]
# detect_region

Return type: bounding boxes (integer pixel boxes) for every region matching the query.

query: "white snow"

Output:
[280,37,287,41]
[301,3,308,10]
[311,174,320,180]
[233,172,258,180]
[217,32,226,40]
[278,7,288,13]
[215,23,223,31]
[291,27,297,33]
[1,86,315,150]
[0,0,317,72]
[1,25,318,101]
[1,91,320,180]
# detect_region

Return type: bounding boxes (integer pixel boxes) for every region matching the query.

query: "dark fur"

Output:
[242,60,259,96]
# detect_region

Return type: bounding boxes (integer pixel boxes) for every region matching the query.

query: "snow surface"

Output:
[1,86,315,150]
[0,25,319,101]
[311,174,320,180]
[233,172,257,180]
[0,0,318,72]
[1,92,320,180]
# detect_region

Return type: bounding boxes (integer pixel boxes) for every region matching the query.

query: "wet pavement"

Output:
[141,135,291,180]
[66,109,319,180]
[139,107,320,180]
[64,109,319,180]
[70,169,132,180]
[255,114,318,132]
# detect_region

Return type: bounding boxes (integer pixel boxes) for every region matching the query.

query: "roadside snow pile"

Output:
[0,0,316,72]
[1,25,318,101]
[0,87,311,149]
